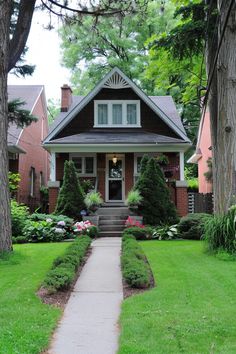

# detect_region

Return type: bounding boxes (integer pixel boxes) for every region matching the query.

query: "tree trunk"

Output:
[0,1,12,251]
[214,1,236,213]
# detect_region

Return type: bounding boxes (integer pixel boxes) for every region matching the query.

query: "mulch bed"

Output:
[37,247,92,308]
[122,257,155,299]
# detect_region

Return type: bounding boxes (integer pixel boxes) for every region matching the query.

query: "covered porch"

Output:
[47,143,188,217]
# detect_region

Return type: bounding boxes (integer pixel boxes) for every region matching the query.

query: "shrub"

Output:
[74,220,98,238]
[153,224,179,240]
[203,206,236,254]
[9,172,21,198]
[86,225,99,238]
[123,226,153,240]
[11,200,29,236]
[43,267,74,293]
[55,160,85,220]
[121,234,152,288]
[135,157,177,225]
[14,236,28,244]
[178,213,211,240]
[187,178,199,192]
[43,235,91,293]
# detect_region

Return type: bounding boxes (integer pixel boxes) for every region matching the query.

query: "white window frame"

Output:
[30,167,35,197]
[69,153,97,177]
[94,100,141,128]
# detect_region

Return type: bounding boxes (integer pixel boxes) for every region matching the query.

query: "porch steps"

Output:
[97,206,129,237]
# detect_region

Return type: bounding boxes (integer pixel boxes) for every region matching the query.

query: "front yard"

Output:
[118,241,236,353]
[0,243,69,354]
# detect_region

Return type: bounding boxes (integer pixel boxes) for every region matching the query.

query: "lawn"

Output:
[0,243,69,354]
[118,241,236,354]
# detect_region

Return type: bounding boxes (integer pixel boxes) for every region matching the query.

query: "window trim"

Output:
[94,100,141,128]
[69,153,97,177]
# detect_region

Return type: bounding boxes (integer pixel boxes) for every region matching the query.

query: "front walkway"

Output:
[49,237,123,354]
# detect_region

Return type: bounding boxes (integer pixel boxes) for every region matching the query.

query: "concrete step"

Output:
[99,225,124,232]
[99,219,125,226]
[97,207,129,216]
[99,215,127,221]
[99,231,123,237]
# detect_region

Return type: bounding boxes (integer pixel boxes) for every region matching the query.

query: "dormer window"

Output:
[94,100,140,127]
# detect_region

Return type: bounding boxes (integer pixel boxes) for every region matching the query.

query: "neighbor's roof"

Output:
[44,67,190,144]
[46,129,186,145]
[7,85,44,148]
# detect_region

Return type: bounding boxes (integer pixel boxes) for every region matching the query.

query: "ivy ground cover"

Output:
[118,241,236,353]
[0,243,69,354]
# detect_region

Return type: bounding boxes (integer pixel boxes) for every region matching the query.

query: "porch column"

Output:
[179,151,185,181]
[48,152,60,213]
[50,152,56,181]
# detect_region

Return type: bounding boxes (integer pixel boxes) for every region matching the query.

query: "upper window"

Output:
[94,100,141,127]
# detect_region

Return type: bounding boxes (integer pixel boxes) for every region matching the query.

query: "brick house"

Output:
[8,85,49,208]
[188,108,212,194]
[43,68,191,216]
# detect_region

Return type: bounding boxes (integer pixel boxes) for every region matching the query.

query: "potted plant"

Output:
[83,191,103,226]
[126,189,143,209]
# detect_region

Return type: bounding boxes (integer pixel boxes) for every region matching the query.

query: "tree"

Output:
[60,1,177,94]
[55,160,85,219]
[0,0,148,251]
[137,157,177,225]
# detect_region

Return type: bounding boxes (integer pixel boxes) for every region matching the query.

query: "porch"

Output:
[48,151,188,217]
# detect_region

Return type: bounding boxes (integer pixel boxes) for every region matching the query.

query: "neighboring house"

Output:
[43,68,191,216]
[188,108,212,194]
[8,85,49,208]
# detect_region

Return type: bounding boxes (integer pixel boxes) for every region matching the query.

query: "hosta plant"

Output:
[153,224,179,240]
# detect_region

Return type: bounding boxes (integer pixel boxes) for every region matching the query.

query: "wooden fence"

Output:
[188,192,213,214]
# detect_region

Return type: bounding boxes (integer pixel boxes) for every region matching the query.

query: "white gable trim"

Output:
[44,67,190,144]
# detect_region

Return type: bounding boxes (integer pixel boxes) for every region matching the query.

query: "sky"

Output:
[8,7,71,102]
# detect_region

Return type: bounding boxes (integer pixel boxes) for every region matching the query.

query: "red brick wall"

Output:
[97,153,106,200]
[17,91,49,206]
[176,187,188,217]
[56,153,69,183]
[125,153,134,197]
[49,187,59,213]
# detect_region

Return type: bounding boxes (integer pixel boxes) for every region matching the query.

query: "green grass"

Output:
[0,243,69,354]
[118,241,236,354]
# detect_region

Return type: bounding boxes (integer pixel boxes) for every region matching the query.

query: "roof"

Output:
[47,129,187,145]
[7,85,44,149]
[44,67,190,145]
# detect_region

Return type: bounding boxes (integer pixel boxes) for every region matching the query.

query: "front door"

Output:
[106,155,124,202]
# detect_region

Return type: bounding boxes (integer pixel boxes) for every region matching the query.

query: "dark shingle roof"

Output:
[7,85,43,146]
[47,129,187,145]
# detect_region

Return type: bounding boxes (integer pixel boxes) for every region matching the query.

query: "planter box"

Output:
[82,215,99,226]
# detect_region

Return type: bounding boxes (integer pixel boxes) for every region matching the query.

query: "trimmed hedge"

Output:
[178,213,211,240]
[121,234,152,288]
[43,236,91,293]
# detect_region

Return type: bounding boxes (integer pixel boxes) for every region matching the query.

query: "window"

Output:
[98,104,108,125]
[94,100,140,127]
[30,167,35,197]
[70,154,96,176]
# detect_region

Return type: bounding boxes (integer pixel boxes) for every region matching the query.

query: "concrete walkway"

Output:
[49,237,123,354]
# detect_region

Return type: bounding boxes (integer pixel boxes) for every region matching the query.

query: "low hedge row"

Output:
[43,236,91,293]
[121,233,152,288]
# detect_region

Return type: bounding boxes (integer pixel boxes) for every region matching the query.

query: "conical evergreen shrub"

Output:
[55,160,85,220]
[137,157,177,225]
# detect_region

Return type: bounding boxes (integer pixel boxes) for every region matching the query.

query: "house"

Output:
[8,85,49,208]
[43,68,191,216]
[188,107,212,194]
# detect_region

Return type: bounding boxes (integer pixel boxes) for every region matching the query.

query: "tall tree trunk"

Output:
[0,1,12,251]
[214,1,236,213]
